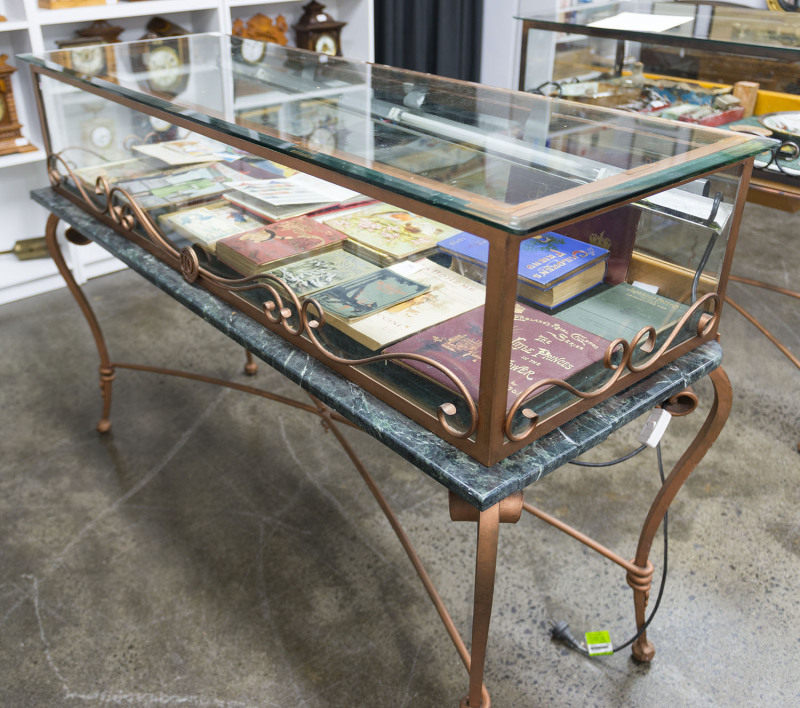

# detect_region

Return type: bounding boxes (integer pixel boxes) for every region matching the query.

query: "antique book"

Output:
[132,138,234,166]
[320,258,486,350]
[559,207,640,285]
[313,269,430,321]
[158,202,264,254]
[266,249,380,297]
[73,158,164,187]
[226,173,359,206]
[223,189,333,222]
[438,231,609,308]
[320,203,462,262]
[215,216,349,276]
[384,302,611,410]
[554,282,691,349]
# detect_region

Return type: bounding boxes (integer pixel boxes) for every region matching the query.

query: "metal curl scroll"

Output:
[46,150,479,439]
[503,293,721,444]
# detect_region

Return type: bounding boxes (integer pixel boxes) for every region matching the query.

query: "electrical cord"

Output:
[569,443,648,467]
[549,442,669,656]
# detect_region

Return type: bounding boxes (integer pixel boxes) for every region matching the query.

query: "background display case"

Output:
[19,32,769,465]
[517,1,800,212]
[0,0,373,305]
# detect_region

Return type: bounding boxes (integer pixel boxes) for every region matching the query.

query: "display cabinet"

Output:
[19,32,769,466]
[517,0,800,211]
[0,0,373,304]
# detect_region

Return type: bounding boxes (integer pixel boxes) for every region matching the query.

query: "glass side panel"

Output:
[518,0,800,55]
[38,74,743,445]
[20,33,769,234]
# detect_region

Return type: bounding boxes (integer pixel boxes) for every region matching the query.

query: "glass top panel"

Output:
[19,33,769,234]
[518,0,800,54]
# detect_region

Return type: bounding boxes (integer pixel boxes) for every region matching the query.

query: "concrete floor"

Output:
[1,201,799,707]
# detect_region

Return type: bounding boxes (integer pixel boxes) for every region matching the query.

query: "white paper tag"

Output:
[389,260,423,277]
[585,631,613,657]
[15,138,29,147]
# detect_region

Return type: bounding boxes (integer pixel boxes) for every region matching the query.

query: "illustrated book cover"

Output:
[312,269,430,321]
[223,189,333,222]
[266,250,380,297]
[158,202,264,253]
[215,216,349,276]
[384,301,611,409]
[320,258,487,350]
[438,231,609,308]
[320,203,462,261]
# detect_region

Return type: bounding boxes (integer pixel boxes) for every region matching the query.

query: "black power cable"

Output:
[550,442,670,657]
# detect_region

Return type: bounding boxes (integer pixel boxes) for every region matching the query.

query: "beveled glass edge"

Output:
[515,4,800,57]
[18,39,773,236]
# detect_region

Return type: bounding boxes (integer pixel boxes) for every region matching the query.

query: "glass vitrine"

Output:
[518,1,800,208]
[19,33,769,465]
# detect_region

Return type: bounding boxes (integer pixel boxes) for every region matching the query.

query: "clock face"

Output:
[71,46,105,76]
[147,46,182,92]
[148,116,173,133]
[241,39,265,64]
[314,33,338,56]
[308,126,335,151]
[90,124,113,149]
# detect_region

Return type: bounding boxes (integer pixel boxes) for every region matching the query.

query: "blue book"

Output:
[438,231,609,291]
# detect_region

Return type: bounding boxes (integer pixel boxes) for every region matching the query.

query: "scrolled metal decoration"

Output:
[179,246,200,284]
[504,293,720,444]
[46,150,479,439]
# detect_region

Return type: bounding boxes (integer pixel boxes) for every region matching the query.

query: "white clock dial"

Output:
[72,46,104,76]
[241,39,265,64]
[314,34,337,56]
[148,116,172,133]
[90,124,113,149]
[147,46,181,91]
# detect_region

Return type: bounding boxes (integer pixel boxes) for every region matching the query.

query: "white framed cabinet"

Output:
[0,0,373,304]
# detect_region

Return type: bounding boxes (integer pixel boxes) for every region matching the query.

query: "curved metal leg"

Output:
[629,366,733,661]
[244,349,258,376]
[44,214,115,433]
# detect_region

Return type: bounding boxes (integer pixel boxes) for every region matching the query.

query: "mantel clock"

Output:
[294,1,346,56]
[0,55,36,157]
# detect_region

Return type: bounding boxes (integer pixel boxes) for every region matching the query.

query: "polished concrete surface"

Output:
[1,202,799,707]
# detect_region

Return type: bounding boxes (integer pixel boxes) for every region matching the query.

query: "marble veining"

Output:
[32,188,723,510]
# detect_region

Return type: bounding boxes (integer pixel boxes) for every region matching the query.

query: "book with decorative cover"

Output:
[554,282,691,346]
[321,258,486,350]
[215,216,349,276]
[321,203,462,261]
[384,302,611,409]
[313,269,429,321]
[266,250,380,297]
[438,231,609,290]
[158,202,264,253]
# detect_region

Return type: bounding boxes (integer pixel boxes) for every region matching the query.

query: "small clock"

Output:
[294,1,346,57]
[54,37,116,79]
[0,54,36,157]
[130,17,190,98]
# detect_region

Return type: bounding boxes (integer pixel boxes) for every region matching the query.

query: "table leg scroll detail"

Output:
[630,365,733,662]
[44,214,115,433]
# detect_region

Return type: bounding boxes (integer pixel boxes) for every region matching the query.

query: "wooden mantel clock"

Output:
[0,55,36,157]
[294,1,346,56]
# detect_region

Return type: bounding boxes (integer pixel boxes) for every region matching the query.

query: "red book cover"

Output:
[384,302,611,408]
[216,215,349,274]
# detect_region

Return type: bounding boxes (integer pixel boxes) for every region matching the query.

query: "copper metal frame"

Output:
[27,61,752,466]
[42,209,734,705]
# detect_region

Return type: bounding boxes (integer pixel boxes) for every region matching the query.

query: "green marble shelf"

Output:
[32,187,723,510]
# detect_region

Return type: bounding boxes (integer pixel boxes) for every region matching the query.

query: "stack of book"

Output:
[214,215,350,276]
[437,231,609,309]
[317,259,487,350]
[317,203,462,266]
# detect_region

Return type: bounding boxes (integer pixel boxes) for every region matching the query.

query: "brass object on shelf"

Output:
[232,13,289,45]
[0,55,36,157]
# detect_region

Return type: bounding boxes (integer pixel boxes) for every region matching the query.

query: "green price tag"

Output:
[585,630,613,656]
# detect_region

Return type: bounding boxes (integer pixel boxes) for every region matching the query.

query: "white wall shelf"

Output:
[0,0,373,305]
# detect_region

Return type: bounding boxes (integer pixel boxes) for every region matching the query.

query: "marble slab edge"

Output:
[31,188,724,510]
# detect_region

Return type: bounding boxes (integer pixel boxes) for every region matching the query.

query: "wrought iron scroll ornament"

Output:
[504,292,720,443]
[46,151,480,439]
[48,150,719,447]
